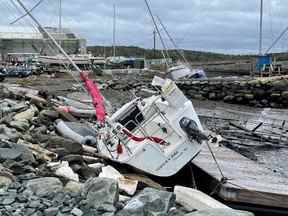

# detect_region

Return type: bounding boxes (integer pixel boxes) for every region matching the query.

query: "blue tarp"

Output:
[256,55,272,71]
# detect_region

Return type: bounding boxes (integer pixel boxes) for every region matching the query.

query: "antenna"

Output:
[259,0,263,55]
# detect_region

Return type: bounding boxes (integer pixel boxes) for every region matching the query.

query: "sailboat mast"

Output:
[259,0,263,55]
[59,0,62,34]
[156,15,189,66]
[113,4,116,57]
[153,30,156,58]
[144,0,169,67]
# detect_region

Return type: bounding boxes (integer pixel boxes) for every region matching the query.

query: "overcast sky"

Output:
[1,0,288,54]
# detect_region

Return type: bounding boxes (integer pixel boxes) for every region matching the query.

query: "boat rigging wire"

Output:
[4,0,87,92]
[156,15,190,66]
[13,0,82,74]
[10,0,45,25]
[265,25,288,54]
[143,0,170,67]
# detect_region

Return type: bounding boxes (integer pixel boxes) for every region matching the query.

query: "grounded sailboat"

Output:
[144,0,206,81]
[15,0,207,177]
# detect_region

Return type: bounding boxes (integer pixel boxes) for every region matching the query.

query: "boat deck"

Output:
[193,143,288,209]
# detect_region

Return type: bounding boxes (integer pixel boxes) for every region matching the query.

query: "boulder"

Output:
[124,187,175,216]
[0,175,13,191]
[223,95,234,102]
[25,177,63,197]
[116,207,145,216]
[208,93,216,100]
[270,93,281,99]
[99,166,138,196]
[9,120,30,132]
[0,142,35,164]
[39,110,59,120]
[64,181,83,193]
[272,79,288,91]
[71,207,84,216]
[13,105,38,122]
[244,94,254,100]
[32,134,83,154]
[81,177,119,213]
[185,209,254,216]
[48,161,79,182]
[281,91,288,99]
[174,186,229,212]
[0,125,20,141]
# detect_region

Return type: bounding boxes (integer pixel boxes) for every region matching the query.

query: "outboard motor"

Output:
[180,117,208,143]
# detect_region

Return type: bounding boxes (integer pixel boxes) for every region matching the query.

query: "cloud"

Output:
[0,0,287,54]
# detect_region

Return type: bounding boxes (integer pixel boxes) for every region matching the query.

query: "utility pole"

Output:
[113,4,116,57]
[153,30,156,58]
[259,0,263,55]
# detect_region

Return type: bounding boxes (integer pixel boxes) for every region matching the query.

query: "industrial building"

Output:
[0,26,86,62]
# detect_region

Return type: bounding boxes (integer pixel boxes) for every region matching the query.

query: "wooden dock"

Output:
[192,143,288,209]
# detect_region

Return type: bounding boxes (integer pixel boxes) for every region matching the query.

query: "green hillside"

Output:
[87,45,254,62]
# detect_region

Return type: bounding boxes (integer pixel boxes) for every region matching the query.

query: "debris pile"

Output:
[198,104,288,164]
[0,83,254,215]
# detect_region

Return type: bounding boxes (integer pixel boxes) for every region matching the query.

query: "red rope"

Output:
[122,128,166,145]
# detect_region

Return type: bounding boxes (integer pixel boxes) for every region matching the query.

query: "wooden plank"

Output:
[193,143,288,208]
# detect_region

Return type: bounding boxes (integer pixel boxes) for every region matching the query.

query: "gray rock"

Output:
[16,194,28,203]
[33,134,83,154]
[9,120,30,132]
[31,211,43,216]
[208,93,216,100]
[223,95,234,102]
[61,206,72,213]
[40,110,59,120]
[44,207,59,216]
[0,142,35,164]
[1,195,16,205]
[185,209,254,216]
[71,207,83,216]
[25,177,63,197]
[244,94,254,100]
[81,177,119,213]
[64,181,82,194]
[282,91,288,99]
[29,200,42,208]
[0,175,13,191]
[125,188,175,216]
[0,124,20,141]
[272,79,288,91]
[116,208,145,216]
[0,146,22,161]
[25,208,37,215]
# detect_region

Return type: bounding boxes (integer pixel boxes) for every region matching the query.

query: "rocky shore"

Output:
[0,80,255,216]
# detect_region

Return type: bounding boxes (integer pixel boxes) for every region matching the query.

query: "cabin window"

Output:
[118,105,144,131]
